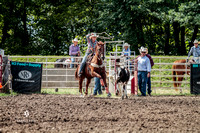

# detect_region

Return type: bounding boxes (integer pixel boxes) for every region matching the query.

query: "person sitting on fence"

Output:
[187,39,200,63]
[136,47,151,96]
[121,43,131,71]
[69,38,80,68]
[122,43,131,57]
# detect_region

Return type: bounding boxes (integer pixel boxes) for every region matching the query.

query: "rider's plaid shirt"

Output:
[86,34,98,54]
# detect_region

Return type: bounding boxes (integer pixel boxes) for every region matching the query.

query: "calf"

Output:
[116,66,130,99]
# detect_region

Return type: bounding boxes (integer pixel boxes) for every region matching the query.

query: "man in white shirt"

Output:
[136,47,151,96]
[187,39,200,63]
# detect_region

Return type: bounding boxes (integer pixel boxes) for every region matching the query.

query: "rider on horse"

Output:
[187,39,200,63]
[78,33,99,77]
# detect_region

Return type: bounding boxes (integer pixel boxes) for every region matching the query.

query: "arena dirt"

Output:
[0,94,199,133]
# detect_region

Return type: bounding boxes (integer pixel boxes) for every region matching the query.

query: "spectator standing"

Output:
[187,39,200,63]
[69,38,80,68]
[136,47,151,96]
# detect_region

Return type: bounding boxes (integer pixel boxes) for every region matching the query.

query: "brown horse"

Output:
[172,59,190,88]
[75,41,111,97]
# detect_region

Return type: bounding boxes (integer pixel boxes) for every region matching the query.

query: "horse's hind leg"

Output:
[79,78,84,96]
[124,84,128,99]
[177,77,183,93]
[122,84,125,100]
[85,78,91,96]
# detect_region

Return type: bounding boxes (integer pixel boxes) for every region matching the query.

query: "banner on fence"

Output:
[11,61,43,93]
[190,64,200,94]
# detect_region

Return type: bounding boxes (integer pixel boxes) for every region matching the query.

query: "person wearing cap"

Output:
[78,33,102,96]
[69,38,80,68]
[187,39,200,63]
[136,47,151,96]
[136,47,154,96]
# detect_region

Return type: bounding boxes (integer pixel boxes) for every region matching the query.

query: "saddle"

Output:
[86,53,95,63]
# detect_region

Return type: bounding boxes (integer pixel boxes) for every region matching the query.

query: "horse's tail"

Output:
[75,65,79,80]
[172,64,178,90]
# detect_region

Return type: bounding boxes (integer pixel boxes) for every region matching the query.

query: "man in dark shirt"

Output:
[145,49,154,96]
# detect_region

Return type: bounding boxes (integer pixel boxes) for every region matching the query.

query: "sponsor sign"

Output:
[190,64,200,94]
[11,61,43,93]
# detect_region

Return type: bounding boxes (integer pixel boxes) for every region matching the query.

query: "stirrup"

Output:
[78,72,83,77]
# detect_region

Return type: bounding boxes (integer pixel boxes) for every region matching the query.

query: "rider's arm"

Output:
[86,34,92,44]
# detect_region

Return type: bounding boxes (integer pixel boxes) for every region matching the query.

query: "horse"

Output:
[172,59,190,89]
[115,66,130,99]
[75,41,111,97]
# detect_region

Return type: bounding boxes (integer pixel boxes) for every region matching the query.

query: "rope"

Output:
[96,32,114,39]
[1,74,12,89]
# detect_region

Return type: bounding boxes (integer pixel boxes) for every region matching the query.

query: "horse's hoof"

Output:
[90,94,96,97]
[121,96,124,100]
[115,90,119,96]
[107,92,111,97]
[101,86,106,91]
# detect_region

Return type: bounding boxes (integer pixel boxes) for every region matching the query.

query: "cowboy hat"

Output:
[72,38,79,43]
[89,33,99,39]
[139,46,147,53]
[193,39,198,44]
[123,43,130,47]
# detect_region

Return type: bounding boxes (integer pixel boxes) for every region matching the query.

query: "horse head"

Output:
[96,41,104,54]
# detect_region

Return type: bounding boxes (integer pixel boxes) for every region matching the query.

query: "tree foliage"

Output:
[0,0,199,55]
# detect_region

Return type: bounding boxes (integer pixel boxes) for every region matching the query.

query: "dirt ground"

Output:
[0,94,199,133]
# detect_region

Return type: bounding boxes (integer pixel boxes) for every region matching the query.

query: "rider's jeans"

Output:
[138,71,148,96]
[93,77,102,95]
[79,52,90,74]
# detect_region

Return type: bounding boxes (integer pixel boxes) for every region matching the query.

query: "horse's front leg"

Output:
[90,67,102,78]
[115,83,119,96]
[101,72,111,97]
[91,71,102,78]
[85,78,91,96]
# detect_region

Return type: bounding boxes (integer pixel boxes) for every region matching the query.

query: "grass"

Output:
[0,92,17,96]
[0,88,197,97]
[41,88,193,96]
